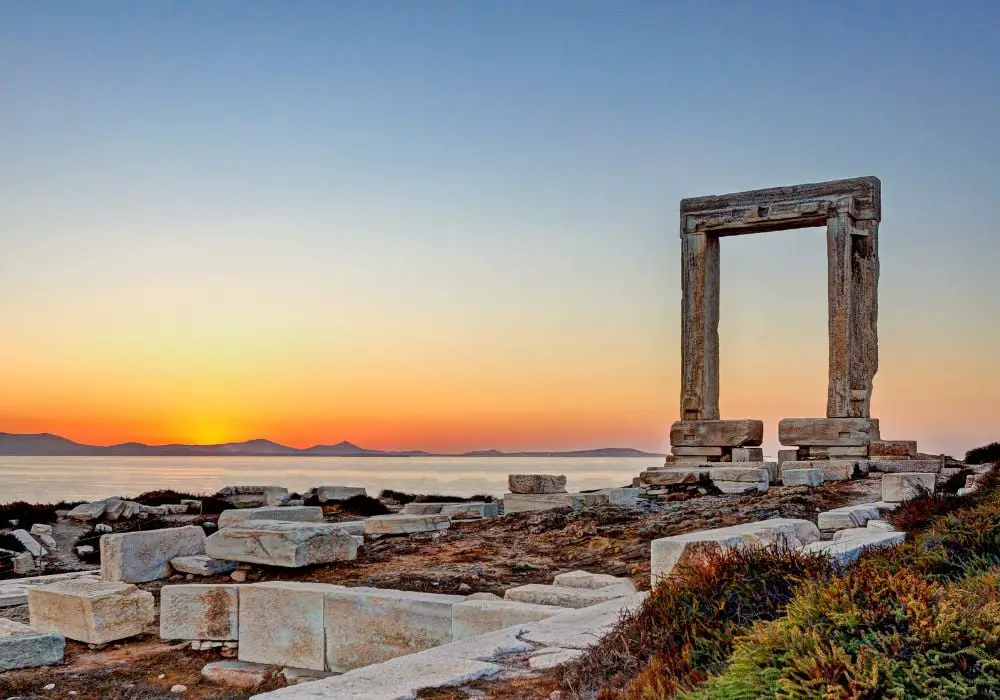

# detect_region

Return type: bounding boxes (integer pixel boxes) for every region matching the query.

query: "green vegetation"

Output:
[966,442,1000,465]
[561,466,1000,699]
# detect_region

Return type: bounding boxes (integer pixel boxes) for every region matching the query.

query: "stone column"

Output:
[826,214,854,418]
[680,233,720,420]
[850,220,879,418]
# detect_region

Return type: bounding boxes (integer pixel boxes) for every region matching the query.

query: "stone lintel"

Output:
[680,177,881,237]
[778,418,879,447]
[670,420,763,448]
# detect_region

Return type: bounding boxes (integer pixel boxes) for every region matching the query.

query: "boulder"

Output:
[324,588,465,672]
[0,617,64,671]
[27,580,155,644]
[170,555,237,576]
[217,506,323,530]
[206,521,358,567]
[160,584,239,641]
[651,518,819,583]
[451,599,568,640]
[100,525,206,583]
[363,514,450,536]
[507,475,567,494]
[882,473,936,502]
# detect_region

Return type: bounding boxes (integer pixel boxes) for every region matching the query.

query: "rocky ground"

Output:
[0,480,868,699]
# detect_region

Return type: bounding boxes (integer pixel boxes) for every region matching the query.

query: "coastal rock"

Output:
[100,525,206,583]
[508,474,567,494]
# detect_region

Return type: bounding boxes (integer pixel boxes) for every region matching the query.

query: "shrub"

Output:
[378,489,494,505]
[966,442,1000,465]
[0,501,82,530]
[336,494,390,517]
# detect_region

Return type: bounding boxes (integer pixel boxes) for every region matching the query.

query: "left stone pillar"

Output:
[680,233,720,421]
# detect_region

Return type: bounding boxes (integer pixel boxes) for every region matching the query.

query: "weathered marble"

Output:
[501,493,573,513]
[778,418,879,446]
[201,660,272,690]
[504,583,635,609]
[315,486,367,502]
[869,440,917,458]
[731,447,764,462]
[439,502,499,519]
[170,555,237,576]
[363,514,451,535]
[160,584,239,641]
[27,580,155,644]
[451,600,568,641]
[101,525,206,583]
[216,506,324,529]
[206,521,358,567]
[0,618,64,671]
[817,503,882,531]
[507,475,567,494]
[782,468,825,487]
[867,459,941,474]
[670,420,763,447]
[882,473,936,502]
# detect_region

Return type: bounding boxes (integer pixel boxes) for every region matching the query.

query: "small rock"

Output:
[170,685,187,694]
[186,574,194,581]
[158,674,166,679]
[43,683,56,691]
[458,583,472,593]
[230,570,248,583]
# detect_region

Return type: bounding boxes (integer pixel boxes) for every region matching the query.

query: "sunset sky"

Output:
[2,2,998,457]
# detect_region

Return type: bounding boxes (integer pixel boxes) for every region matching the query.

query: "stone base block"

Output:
[664,455,725,465]
[100,525,206,583]
[503,583,635,609]
[439,502,499,519]
[401,503,445,515]
[217,506,323,529]
[324,588,465,672]
[710,467,770,483]
[777,449,799,467]
[160,584,239,641]
[870,440,918,458]
[502,493,573,513]
[651,518,819,584]
[239,582,343,671]
[671,446,725,457]
[0,618,64,671]
[868,459,941,474]
[170,555,237,576]
[638,468,710,486]
[363,514,451,535]
[507,475,567,494]
[27,580,155,644]
[451,599,567,641]
[817,504,882,531]
[782,469,824,487]
[731,447,764,462]
[714,481,768,494]
[807,445,869,458]
[778,418,879,447]
[882,473,936,502]
[315,486,367,502]
[670,420,763,447]
[206,522,359,567]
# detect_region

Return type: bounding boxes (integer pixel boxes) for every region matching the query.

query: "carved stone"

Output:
[778,418,879,447]
[669,420,763,447]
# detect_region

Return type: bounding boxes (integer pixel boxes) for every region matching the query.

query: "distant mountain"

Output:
[0,432,663,458]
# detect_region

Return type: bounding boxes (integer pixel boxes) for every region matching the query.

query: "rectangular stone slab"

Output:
[100,525,206,583]
[651,518,819,583]
[363,514,451,535]
[671,446,725,456]
[451,599,568,641]
[782,469,825,487]
[800,530,905,565]
[439,502,499,519]
[315,486,367,502]
[160,584,239,641]
[817,504,882,531]
[217,506,324,529]
[239,582,342,671]
[714,480,768,494]
[205,521,358,567]
[670,420,763,447]
[868,459,941,474]
[807,445,869,458]
[502,493,573,513]
[882,472,936,502]
[503,583,635,609]
[169,555,237,576]
[639,468,711,486]
[27,580,155,644]
[507,475,567,494]
[731,447,764,462]
[778,418,879,446]
[324,588,466,672]
[869,440,917,458]
[709,467,770,483]
[0,618,64,671]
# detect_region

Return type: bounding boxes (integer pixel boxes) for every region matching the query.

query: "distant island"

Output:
[0,432,663,458]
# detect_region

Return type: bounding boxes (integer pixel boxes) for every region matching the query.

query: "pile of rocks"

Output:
[216,486,290,509]
[65,497,198,523]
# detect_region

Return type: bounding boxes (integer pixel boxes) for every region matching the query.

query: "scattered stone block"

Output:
[806,445,869,458]
[507,475,567,494]
[800,530,905,564]
[778,418,879,446]
[160,584,239,641]
[142,505,168,516]
[281,666,334,685]
[201,660,271,690]
[401,503,444,515]
[451,599,568,640]
[552,570,631,590]
[777,449,799,467]
[103,498,128,521]
[218,486,290,508]
[670,420,763,447]
[710,467,769,482]
[651,518,819,583]
[820,460,856,481]
[439,502,499,519]
[869,440,917,458]
[314,486,367,502]
[868,459,941,473]
[714,480,768,494]
[29,524,53,537]
[101,525,206,583]
[528,646,584,670]
[817,504,882,531]
[731,447,764,462]
[170,555,237,576]
[671,446,725,456]
[782,468,824,487]
[0,618,64,671]
[518,593,648,650]
[12,552,35,574]
[216,506,324,529]
[206,522,359,567]
[239,582,342,671]
[166,504,189,514]
[181,499,202,512]
[502,493,574,513]
[638,468,710,486]
[958,487,976,497]
[503,583,635,609]
[27,580,155,644]
[324,588,465,672]
[332,521,365,537]
[363,514,451,535]
[67,501,106,522]
[882,473,936,502]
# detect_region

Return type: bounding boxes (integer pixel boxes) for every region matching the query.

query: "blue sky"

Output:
[1,1,998,455]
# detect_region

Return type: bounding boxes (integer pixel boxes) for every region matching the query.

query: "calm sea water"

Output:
[0,456,658,504]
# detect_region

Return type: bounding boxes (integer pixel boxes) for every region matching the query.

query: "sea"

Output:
[0,456,658,504]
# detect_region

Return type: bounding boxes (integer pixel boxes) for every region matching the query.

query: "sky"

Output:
[1,1,998,456]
